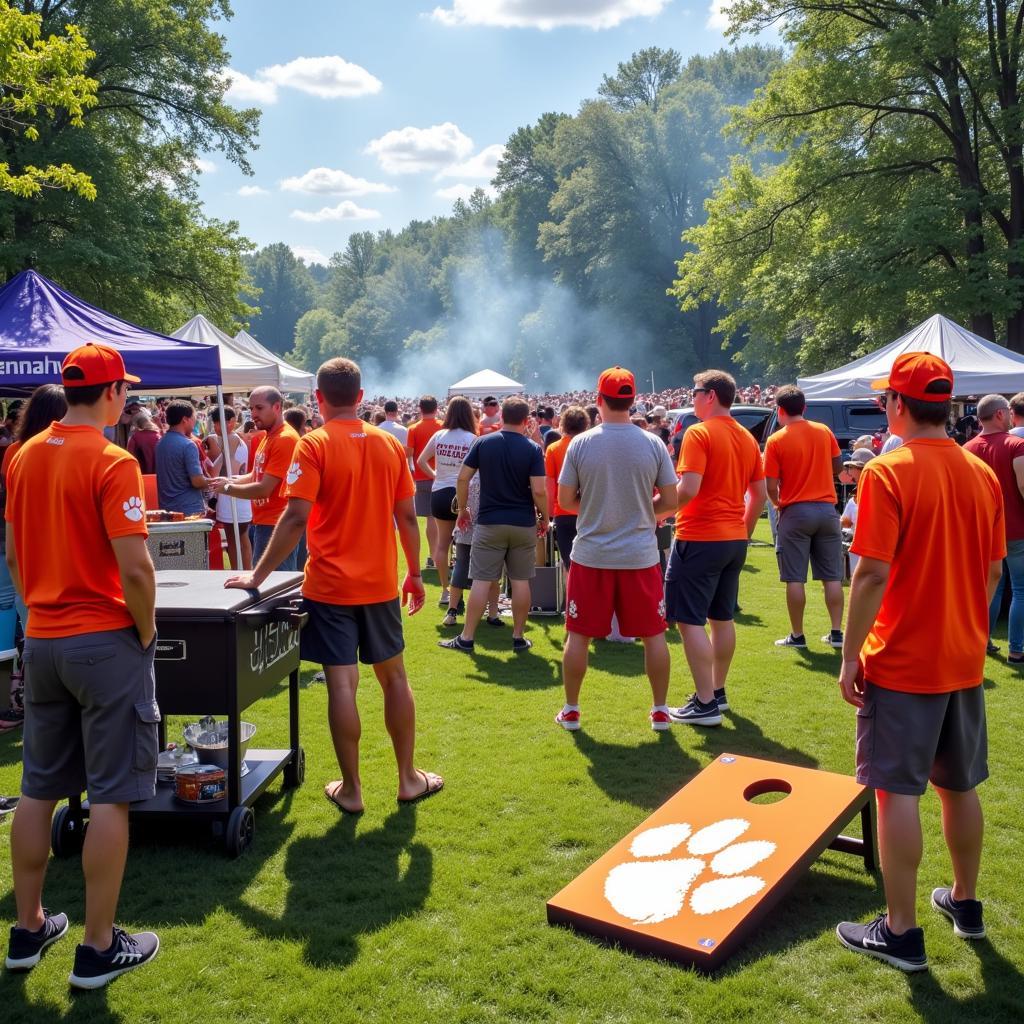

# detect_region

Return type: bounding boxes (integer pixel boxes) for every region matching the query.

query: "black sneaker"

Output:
[425,557,436,570]
[512,637,533,652]
[775,633,807,648]
[714,688,729,712]
[69,928,159,990]
[822,630,844,649]
[836,914,927,972]
[6,910,68,970]
[931,887,986,939]
[485,616,505,628]
[437,636,474,653]
[668,694,722,727]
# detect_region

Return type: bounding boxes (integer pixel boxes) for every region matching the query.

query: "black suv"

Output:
[763,398,887,451]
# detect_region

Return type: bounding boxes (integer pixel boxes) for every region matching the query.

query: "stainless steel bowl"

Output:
[182,720,256,771]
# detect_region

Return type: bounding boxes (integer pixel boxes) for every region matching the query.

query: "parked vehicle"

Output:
[763,398,887,451]
[670,405,773,444]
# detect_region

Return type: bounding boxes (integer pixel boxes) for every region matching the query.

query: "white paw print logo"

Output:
[122,496,144,522]
[568,600,578,619]
[285,461,302,486]
[604,818,775,925]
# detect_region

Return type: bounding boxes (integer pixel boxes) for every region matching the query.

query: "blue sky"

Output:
[197,0,746,265]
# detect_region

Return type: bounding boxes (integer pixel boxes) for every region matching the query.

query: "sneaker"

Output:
[485,616,505,628]
[437,588,450,607]
[650,709,672,731]
[931,887,986,939]
[441,610,459,627]
[775,633,807,648]
[986,640,1000,656]
[425,557,436,570]
[822,630,844,649]
[668,695,722,727]
[512,637,533,653]
[0,795,19,818]
[835,915,927,972]
[437,636,474,653]
[69,927,159,989]
[714,688,729,712]
[5,910,68,970]
[0,706,24,731]
[555,708,581,731]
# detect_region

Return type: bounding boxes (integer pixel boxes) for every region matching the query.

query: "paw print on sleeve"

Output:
[603,818,775,926]
[122,496,144,522]
[285,461,302,486]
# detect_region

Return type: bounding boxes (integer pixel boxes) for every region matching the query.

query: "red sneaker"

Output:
[554,708,581,731]
[650,709,672,732]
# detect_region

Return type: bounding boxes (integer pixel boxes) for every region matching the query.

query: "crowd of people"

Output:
[0,342,1009,986]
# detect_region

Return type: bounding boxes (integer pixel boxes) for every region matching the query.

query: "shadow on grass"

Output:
[0,728,23,770]
[233,804,431,969]
[445,634,563,690]
[692,710,820,770]
[0,968,122,1024]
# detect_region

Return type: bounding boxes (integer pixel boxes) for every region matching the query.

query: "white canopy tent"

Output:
[174,315,292,391]
[233,329,315,393]
[798,314,1024,399]
[448,368,523,400]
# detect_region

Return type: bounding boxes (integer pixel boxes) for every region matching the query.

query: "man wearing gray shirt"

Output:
[555,366,678,732]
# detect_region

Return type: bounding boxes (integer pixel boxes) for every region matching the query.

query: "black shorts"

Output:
[664,539,748,626]
[300,597,404,667]
[554,515,577,567]
[430,486,458,522]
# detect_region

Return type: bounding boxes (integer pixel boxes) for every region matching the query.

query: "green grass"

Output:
[1,522,1021,1022]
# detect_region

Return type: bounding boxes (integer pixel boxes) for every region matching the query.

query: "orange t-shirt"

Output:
[1,440,20,479]
[252,421,300,526]
[285,419,415,605]
[545,434,575,518]
[5,423,148,638]
[676,416,764,541]
[246,430,266,473]
[852,438,1005,694]
[762,419,839,507]
[407,418,442,481]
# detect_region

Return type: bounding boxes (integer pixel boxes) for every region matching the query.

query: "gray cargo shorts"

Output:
[776,501,844,582]
[414,478,433,517]
[469,523,537,582]
[21,627,160,804]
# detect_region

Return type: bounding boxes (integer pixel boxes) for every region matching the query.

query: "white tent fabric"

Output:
[173,315,284,391]
[448,368,523,399]
[798,314,1024,399]
[233,330,314,393]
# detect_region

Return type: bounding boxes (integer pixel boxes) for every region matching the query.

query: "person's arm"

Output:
[557,483,579,514]
[530,475,548,536]
[652,484,678,519]
[1013,454,1024,502]
[110,535,157,647]
[214,472,280,500]
[455,463,477,531]
[840,512,854,529]
[417,434,438,479]
[838,555,891,707]
[225,498,311,589]
[744,479,767,537]
[546,476,558,517]
[676,471,703,509]
[765,477,780,507]
[395,495,424,614]
[5,523,21,601]
[988,559,1003,604]
[832,454,843,476]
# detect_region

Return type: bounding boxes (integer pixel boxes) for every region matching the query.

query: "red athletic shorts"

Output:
[564,563,667,638]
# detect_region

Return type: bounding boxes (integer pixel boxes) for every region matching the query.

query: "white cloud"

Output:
[192,158,217,174]
[262,56,382,99]
[435,183,497,202]
[224,69,278,105]
[441,143,505,179]
[280,167,396,196]
[430,0,669,30]
[290,245,329,265]
[237,184,269,197]
[367,122,474,175]
[291,201,382,223]
[707,0,730,30]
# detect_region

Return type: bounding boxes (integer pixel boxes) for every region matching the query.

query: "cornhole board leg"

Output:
[547,754,878,972]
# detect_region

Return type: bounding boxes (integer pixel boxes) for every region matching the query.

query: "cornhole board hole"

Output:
[547,754,876,971]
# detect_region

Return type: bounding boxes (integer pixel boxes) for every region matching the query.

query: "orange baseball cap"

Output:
[598,366,636,400]
[871,352,953,402]
[61,343,141,388]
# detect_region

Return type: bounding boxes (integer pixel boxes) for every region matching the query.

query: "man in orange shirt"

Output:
[406,396,444,571]
[763,385,845,649]
[211,386,301,570]
[4,343,160,988]
[226,358,441,812]
[545,405,590,571]
[666,370,766,727]
[836,353,1003,972]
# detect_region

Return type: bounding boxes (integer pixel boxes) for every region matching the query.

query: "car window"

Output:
[681,414,699,432]
[733,410,771,442]
[845,405,887,432]
[803,404,835,428]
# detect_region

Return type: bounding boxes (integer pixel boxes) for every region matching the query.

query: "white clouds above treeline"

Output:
[280,168,396,196]
[291,201,382,223]
[706,0,730,30]
[224,56,382,105]
[365,122,474,174]
[430,0,669,30]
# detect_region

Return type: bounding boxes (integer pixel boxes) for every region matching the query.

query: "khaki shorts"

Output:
[469,523,537,582]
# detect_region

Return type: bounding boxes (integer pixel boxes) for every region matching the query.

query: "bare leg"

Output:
[935,786,983,902]
[432,520,455,593]
[486,580,501,618]
[425,516,438,567]
[709,619,736,692]
[11,796,56,933]
[642,632,670,706]
[460,579,492,642]
[324,664,363,812]
[509,579,531,639]
[823,580,844,631]
[446,584,463,612]
[240,527,253,571]
[785,582,806,635]
[81,803,129,950]
[561,631,590,705]
[876,790,923,934]
[372,654,431,799]
[678,623,714,703]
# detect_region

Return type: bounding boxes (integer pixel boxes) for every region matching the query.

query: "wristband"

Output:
[408,572,422,578]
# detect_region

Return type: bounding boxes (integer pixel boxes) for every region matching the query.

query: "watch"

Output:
[224,482,232,496]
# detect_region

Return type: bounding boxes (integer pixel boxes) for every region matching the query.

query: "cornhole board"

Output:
[547,754,876,971]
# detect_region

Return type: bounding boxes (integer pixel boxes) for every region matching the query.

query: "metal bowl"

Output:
[182,720,256,771]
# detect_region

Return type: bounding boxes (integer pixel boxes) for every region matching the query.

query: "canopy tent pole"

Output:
[215,385,244,570]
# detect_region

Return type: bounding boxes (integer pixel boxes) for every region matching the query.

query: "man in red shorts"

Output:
[555,367,678,731]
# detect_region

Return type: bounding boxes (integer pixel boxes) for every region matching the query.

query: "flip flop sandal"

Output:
[398,769,444,805]
[323,781,363,815]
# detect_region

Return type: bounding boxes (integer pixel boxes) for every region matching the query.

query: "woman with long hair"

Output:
[416,395,477,604]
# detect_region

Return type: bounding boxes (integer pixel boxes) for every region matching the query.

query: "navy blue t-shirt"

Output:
[463,430,545,527]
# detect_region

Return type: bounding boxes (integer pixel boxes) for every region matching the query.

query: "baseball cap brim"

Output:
[123,371,142,384]
[870,376,888,392]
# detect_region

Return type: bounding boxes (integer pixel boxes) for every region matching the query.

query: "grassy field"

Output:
[0,521,1021,1023]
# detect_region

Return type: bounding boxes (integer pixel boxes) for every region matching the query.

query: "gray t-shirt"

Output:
[559,423,677,569]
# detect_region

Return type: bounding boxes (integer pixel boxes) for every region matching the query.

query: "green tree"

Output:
[0,0,96,198]
[597,46,682,112]
[289,308,346,371]
[325,231,381,317]
[246,243,317,353]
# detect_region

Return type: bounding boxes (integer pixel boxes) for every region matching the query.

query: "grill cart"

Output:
[51,570,308,858]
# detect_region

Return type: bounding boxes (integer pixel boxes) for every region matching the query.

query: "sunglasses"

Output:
[692,387,712,396]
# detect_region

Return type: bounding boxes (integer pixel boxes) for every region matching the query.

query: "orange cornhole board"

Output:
[547,754,876,971]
